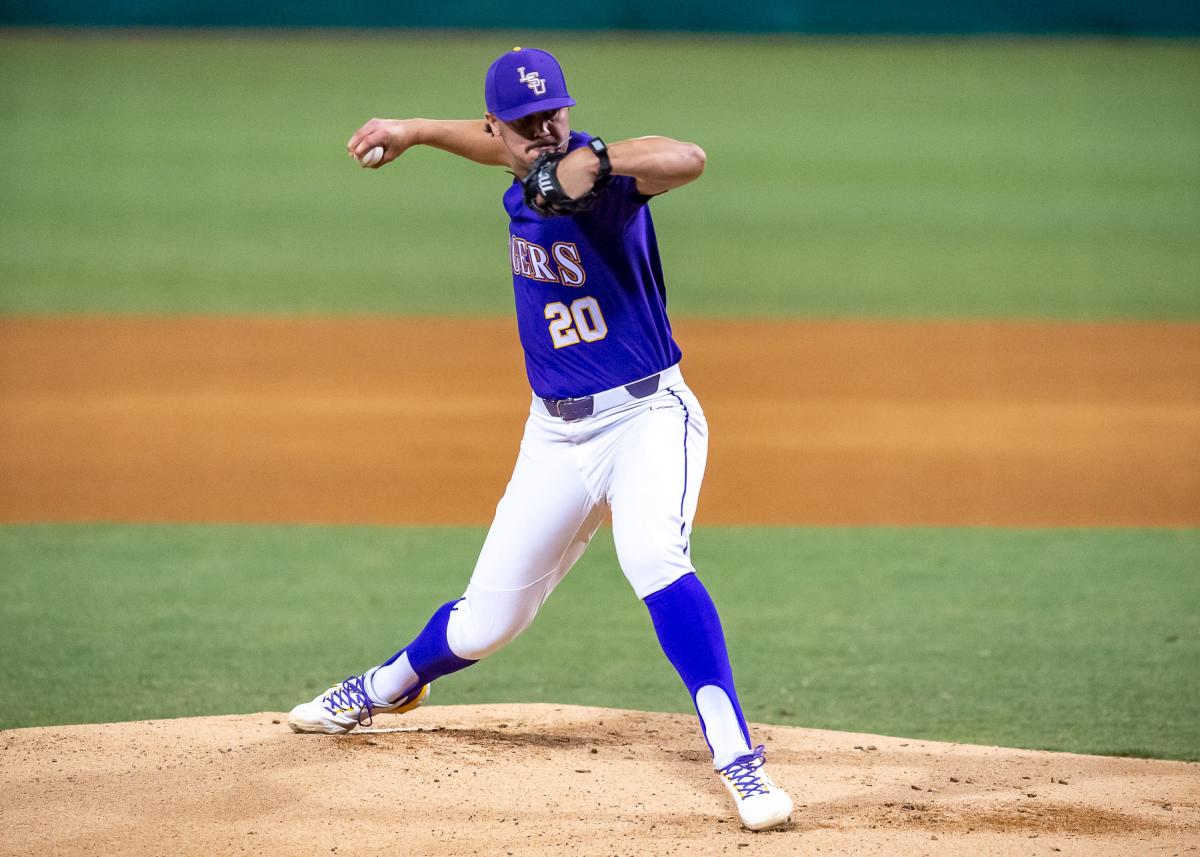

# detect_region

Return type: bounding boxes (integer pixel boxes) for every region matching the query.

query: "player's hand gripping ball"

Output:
[359,145,385,168]
[522,151,608,217]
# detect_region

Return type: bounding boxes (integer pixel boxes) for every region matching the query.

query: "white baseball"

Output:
[360,145,384,168]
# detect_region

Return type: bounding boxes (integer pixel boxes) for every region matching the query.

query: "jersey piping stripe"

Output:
[666,389,690,541]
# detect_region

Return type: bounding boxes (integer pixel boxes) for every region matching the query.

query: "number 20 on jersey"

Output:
[545,297,608,349]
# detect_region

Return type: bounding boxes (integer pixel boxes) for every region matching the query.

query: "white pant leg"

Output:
[607,383,709,600]
[447,413,606,661]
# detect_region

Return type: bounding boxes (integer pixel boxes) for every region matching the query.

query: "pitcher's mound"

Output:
[2,704,1196,856]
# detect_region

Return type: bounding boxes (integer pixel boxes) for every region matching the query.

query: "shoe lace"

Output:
[323,674,375,727]
[719,745,770,798]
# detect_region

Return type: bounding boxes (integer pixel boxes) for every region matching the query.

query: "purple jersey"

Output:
[504,131,683,400]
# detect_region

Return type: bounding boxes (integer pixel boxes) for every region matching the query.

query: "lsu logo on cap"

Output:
[517,67,546,96]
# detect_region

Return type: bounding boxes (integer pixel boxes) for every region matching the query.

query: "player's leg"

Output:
[605,385,752,758]
[289,411,604,733]
[606,382,793,830]
[366,479,607,704]
[642,573,792,830]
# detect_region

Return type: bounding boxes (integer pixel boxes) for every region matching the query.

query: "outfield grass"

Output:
[1,33,1198,318]
[2,523,1196,760]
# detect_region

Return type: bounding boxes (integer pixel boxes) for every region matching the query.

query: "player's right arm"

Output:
[347,118,508,168]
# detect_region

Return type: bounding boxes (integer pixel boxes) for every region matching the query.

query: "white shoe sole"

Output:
[287,707,357,735]
[741,802,793,831]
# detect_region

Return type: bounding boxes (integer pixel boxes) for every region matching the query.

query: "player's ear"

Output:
[484,113,497,137]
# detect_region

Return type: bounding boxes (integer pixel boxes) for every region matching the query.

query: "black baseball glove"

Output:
[521,137,613,217]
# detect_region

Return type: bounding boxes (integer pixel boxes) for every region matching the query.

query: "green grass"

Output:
[2,523,1197,760]
[1,33,1198,318]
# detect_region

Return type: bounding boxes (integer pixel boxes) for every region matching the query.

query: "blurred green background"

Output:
[2,33,1198,317]
[1,31,1197,760]
[2,524,1197,759]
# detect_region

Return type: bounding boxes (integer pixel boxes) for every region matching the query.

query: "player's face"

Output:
[489,108,570,174]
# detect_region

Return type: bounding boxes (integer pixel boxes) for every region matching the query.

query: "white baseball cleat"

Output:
[288,667,430,735]
[716,745,794,831]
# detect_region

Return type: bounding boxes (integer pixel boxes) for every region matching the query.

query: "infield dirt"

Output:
[2,317,1198,526]
[2,704,1197,856]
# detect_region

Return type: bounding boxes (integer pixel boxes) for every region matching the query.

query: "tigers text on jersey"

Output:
[504,131,683,400]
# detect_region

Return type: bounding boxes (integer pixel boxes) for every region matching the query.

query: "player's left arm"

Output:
[556,136,706,198]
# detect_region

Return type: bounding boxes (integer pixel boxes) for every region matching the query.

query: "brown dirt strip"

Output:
[1,317,1197,526]
[1,704,1196,856]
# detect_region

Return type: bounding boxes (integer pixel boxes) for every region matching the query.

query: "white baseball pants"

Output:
[447,369,708,660]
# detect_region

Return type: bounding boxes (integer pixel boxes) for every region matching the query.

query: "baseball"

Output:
[360,145,384,168]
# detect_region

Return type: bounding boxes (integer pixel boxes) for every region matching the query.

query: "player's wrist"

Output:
[587,137,612,181]
[405,118,434,147]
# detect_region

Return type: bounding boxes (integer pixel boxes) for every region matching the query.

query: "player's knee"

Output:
[450,628,517,661]
[445,596,536,661]
[619,540,694,601]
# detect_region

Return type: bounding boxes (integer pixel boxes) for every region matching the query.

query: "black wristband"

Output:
[588,137,612,180]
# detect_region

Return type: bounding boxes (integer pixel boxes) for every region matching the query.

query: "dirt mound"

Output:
[2,704,1196,856]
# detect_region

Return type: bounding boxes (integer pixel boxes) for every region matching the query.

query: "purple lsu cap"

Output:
[485,47,576,122]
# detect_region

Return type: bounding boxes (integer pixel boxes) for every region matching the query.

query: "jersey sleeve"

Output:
[584,174,653,232]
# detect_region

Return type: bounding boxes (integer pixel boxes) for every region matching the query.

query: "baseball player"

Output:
[288,47,793,832]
